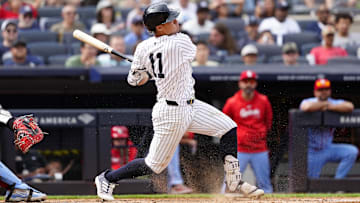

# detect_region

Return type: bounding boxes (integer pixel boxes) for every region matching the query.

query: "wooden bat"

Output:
[72,29,133,63]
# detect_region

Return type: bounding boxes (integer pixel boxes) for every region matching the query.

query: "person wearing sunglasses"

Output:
[0,20,18,64]
[18,5,40,32]
[223,70,273,193]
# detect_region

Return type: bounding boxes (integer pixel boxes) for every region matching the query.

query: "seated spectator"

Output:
[257,30,275,45]
[170,0,197,24]
[258,1,301,45]
[208,23,237,59]
[334,13,357,48]
[300,78,358,179]
[126,1,149,30]
[255,0,276,19]
[124,15,149,52]
[182,1,214,36]
[307,4,331,41]
[0,0,38,19]
[17,5,40,32]
[98,35,131,67]
[309,25,348,65]
[96,0,125,33]
[282,42,300,66]
[209,0,244,20]
[50,4,86,43]
[241,44,258,66]
[3,40,44,67]
[0,20,18,63]
[192,41,219,67]
[91,23,111,43]
[111,126,137,170]
[238,16,260,50]
[65,42,100,68]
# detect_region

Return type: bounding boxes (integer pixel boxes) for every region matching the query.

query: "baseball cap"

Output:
[197,1,210,13]
[247,16,259,26]
[241,44,258,57]
[1,20,17,32]
[96,0,113,13]
[11,40,26,48]
[90,23,111,35]
[282,42,298,54]
[132,15,143,25]
[322,25,335,36]
[240,70,257,81]
[314,78,331,90]
[276,1,290,10]
[111,126,129,139]
[20,5,32,15]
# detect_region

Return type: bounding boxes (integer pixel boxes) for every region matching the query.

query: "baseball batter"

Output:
[0,105,47,202]
[95,3,264,200]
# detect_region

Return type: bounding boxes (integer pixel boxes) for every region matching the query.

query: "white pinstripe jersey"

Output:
[130,33,196,101]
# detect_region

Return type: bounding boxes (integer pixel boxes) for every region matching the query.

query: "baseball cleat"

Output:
[237,181,264,198]
[5,188,47,202]
[95,171,116,201]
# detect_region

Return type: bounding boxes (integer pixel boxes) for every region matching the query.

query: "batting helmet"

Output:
[111,126,129,139]
[143,3,179,32]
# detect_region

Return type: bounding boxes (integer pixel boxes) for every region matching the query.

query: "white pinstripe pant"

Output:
[145,99,237,174]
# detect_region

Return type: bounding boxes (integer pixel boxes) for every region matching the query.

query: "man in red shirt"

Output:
[0,0,38,19]
[223,70,273,193]
[309,25,348,65]
[111,126,137,170]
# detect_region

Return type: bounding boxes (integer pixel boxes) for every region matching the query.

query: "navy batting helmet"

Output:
[143,3,179,32]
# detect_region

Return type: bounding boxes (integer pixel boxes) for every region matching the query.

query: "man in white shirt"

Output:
[181,1,214,36]
[258,1,301,46]
[334,13,358,48]
[170,0,197,24]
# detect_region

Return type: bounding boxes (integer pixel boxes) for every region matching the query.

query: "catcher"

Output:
[0,105,47,202]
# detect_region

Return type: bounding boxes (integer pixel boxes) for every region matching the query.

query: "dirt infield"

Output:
[43,197,360,203]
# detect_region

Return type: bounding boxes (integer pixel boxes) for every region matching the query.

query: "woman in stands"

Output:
[96,0,125,33]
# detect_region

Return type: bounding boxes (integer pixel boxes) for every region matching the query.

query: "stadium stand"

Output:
[301,43,321,56]
[37,7,62,18]
[48,54,69,65]
[268,55,308,64]
[327,56,360,65]
[255,44,282,62]
[18,31,58,43]
[283,32,320,55]
[215,18,245,38]
[40,17,62,31]
[27,42,67,64]
[345,45,359,56]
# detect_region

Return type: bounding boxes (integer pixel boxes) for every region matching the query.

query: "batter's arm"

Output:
[127,43,152,86]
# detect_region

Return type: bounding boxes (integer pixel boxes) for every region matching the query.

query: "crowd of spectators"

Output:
[0,0,358,68]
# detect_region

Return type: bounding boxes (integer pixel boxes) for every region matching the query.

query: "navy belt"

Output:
[166,99,194,106]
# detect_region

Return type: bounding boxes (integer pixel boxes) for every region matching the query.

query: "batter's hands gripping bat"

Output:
[72,29,133,63]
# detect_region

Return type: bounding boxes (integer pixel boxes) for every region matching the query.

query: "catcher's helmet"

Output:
[143,3,179,32]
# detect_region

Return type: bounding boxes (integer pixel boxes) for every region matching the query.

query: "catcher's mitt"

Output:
[13,115,45,153]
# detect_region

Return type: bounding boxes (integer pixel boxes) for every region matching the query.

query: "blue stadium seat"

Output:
[345,45,359,56]
[301,43,321,56]
[48,54,69,65]
[254,44,282,62]
[117,7,132,20]
[215,18,245,37]
[297,20,317,31]
[27,42,67,64]
[193,33,210,42]
[37,7,62,18]
[283,32,320,54]
[224,54,265,64]
[71,43,81,54]
[78,6,96,22]
[18,31,58,43]
[327,57,360,65]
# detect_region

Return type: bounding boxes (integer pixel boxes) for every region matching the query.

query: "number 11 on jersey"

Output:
[149,53,164,78]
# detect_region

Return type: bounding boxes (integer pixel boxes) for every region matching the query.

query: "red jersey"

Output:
[111,140,137,170]
[0,3,38,19]
[310,46,348,65]
[223,90,272,153]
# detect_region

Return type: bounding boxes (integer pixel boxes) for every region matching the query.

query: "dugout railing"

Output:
[289,109,360,192]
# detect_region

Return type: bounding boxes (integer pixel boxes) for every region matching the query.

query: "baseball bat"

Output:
[72,29,133,63]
